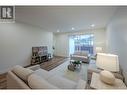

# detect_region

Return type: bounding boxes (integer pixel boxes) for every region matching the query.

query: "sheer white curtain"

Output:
[69,36,75,55]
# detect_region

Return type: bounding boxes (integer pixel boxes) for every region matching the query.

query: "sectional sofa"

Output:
[7,65,86,89]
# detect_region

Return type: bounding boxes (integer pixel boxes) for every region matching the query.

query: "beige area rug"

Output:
[49,60,89,82]
[40,56,68,71]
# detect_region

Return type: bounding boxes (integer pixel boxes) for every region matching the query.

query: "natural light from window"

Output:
[69,34,94,55]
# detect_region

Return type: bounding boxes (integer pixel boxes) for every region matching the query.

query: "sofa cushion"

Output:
[12,65,33,82]
[47,75,77,89]
[34,69,77,89]
[28,74,58,89]
[33,68,86,89]
[34,69,54,79]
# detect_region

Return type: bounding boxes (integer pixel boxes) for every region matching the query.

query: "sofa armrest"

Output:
[27,65,40,71]
[76,79,86,89]
[7,71,30,89]
[113,73,124,81]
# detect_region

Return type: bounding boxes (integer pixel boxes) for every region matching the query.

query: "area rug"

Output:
[40,56,68,71]
[50,60,89,82]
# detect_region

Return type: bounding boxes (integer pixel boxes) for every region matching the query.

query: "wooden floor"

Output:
[0,73,7,89]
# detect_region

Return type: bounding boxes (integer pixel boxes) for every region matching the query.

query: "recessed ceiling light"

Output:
[57,29,60,32]
[72,27,75,30]
[91,24,95,27]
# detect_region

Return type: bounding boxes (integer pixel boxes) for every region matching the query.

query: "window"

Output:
[69,34,94,55]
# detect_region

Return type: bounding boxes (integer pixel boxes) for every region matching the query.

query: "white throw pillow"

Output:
[100,70,116,85]
[12,65,34,82]
[28,74,58,89]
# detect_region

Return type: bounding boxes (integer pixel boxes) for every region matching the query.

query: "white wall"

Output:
[107,7,127,72]
[54,33,69,57]
[54,28,106,57]
[0,22,53,74]
[53,34,56,55]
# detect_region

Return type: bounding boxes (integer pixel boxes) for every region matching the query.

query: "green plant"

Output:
[73,60,81,64]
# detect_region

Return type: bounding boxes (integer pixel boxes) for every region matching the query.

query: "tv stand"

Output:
[31,46,50,65]
[31,55,48,65]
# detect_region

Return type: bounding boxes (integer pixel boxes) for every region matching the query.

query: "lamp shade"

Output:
[96,53,119,72]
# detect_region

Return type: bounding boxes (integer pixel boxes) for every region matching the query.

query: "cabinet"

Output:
[31,46,49,65]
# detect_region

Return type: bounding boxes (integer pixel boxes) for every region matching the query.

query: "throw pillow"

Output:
[100,70,116,85]
[28,74,58,89]
[12,65,34,83]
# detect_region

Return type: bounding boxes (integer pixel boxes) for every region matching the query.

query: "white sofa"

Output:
[70,51,89,63]
[7,65,86,89]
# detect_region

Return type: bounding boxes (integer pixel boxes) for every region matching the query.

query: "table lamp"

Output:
[96,53,119,72]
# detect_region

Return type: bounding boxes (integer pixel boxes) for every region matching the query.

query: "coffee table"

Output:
[68,60,82,71]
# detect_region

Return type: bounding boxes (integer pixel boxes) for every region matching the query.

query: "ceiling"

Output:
[15,6,117,33]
